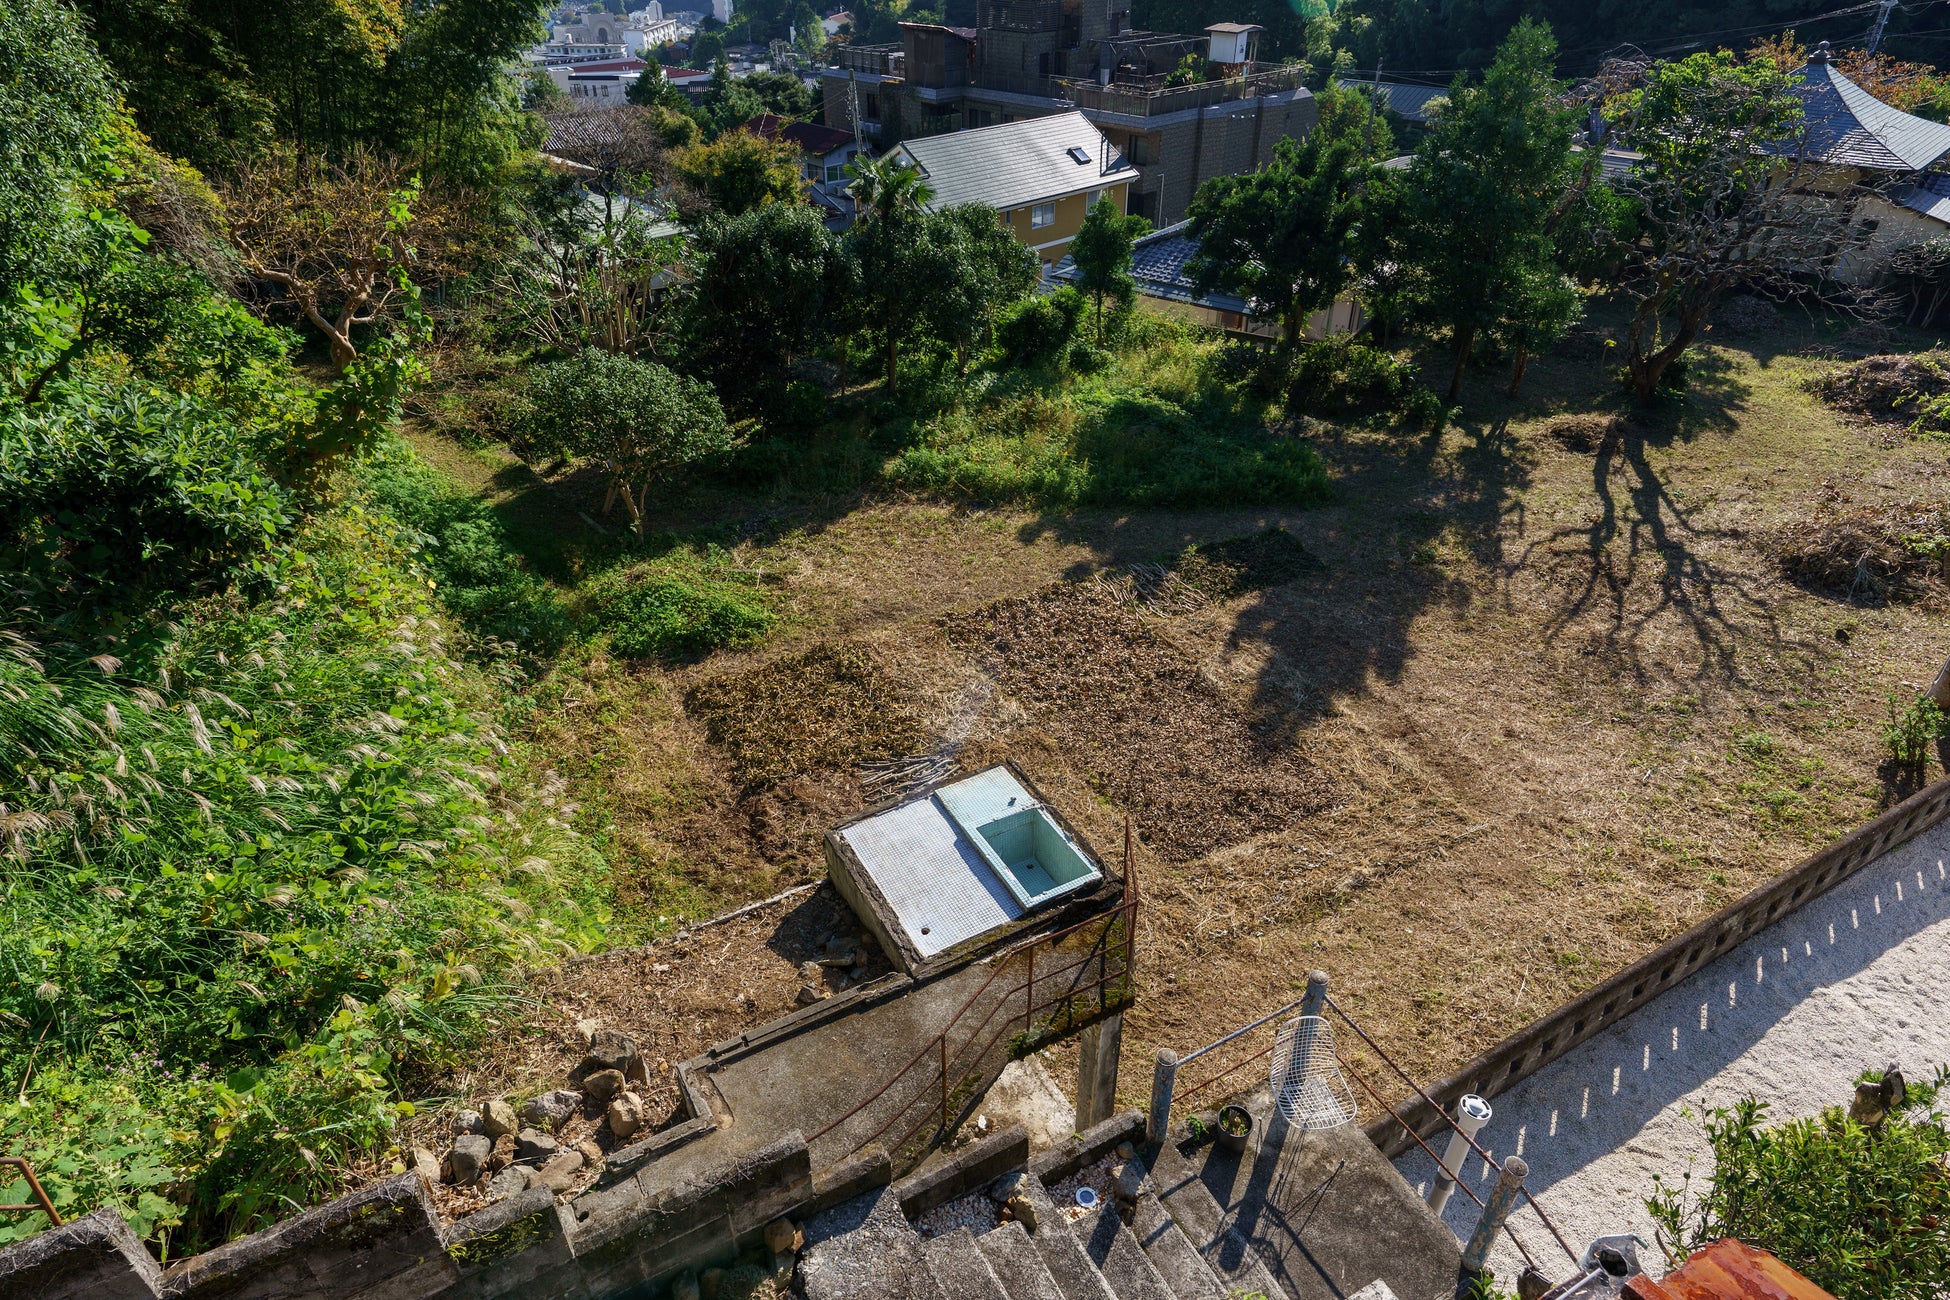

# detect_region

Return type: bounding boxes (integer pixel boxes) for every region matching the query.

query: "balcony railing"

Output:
[1054,62,1305,117]
[832,43,903,76]
[980,0,1061,31]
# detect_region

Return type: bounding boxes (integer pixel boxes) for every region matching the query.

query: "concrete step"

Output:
[1151,1168,1290,1300]
[1077,1205,1175,1300]
[802,1185,947,1300]
[976,1221,1067,1300]
[926,1228,1013,1300]
[1130,1191,1225,1300]
[1017,1183,1118,1300]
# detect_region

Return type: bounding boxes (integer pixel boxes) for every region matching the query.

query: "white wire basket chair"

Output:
[1268,1014,1358,1130]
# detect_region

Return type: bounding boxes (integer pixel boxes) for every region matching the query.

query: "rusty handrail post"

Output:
[0,1157,61,1226]
[939,1036,949,1134]
[1026,945,1035,1035]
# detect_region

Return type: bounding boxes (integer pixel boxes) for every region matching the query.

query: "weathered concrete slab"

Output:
[1153,1088,1459,1300]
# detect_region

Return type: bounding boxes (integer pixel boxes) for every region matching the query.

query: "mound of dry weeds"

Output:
[942,583,1335,862]
[1811,351,1950,428]
[687,642,929,786]
[1766,485,1950,604]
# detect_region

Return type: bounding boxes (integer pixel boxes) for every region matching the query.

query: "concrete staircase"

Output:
[801,1165,1297,1300]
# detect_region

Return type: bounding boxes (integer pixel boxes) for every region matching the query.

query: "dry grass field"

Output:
[405,307,1950,1122]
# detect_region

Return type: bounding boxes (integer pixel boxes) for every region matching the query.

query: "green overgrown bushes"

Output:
[585,562,776,661]
[1647,1074,1950,1300]
[1285,335,1445,425]
[0,504,605,1252]
[1884,692,1949,768]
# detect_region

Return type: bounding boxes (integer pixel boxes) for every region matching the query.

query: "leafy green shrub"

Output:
[357,443,572,658]
[1647,1079,1950,1300]
[782,379,827,429]
[1285,337,1436,422]
[588,565,776,661]
[1884,692,1949,768]
[889,386,1331,508]
[995,287,1086,368]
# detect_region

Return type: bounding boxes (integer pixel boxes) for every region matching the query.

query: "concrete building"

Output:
[821,1,1313,226]
[890,112,1136,266]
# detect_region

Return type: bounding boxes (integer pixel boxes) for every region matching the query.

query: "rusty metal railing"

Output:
[0,1157,60,1227]
[1323,994,1578,1271]
[810,825,1140,1171]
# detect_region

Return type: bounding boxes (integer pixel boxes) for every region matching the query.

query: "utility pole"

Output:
[1867,0,1899,55]
[1367,58,1382,161]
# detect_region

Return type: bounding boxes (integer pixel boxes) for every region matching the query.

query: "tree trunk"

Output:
[1507,347,1530,398]
[885,334,898,390]
[1446,326,1474,403]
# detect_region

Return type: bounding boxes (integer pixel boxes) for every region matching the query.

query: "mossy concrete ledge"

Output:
[0,1206,163,1300]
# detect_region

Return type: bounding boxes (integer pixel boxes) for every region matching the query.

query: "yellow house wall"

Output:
[995,182,1131,268]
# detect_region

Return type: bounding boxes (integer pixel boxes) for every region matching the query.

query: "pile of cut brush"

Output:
[1810,351,1950,433]
[686,641,929,786]
[1767,486,1950,604]
[942,581,1335,862]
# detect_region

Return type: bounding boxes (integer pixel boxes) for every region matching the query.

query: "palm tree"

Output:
[843,153,934,223]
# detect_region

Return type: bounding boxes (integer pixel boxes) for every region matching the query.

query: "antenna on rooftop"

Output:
[1866,0,1898,55]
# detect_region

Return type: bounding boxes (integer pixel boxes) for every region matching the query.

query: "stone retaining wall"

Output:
[1363,775,1950,1158]
[0,1131,867,1300]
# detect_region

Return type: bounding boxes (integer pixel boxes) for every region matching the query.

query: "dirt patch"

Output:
[941,582,1336,862]
[1765,483,1950,605]
[687,641,930,787]
[1545,413,1628,453]
[1811,351,1950,429]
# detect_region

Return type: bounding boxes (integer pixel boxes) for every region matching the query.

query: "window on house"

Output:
[826,163,845,182]
[1031,202,1056,228]
[862,93,879,119]
[1067,145,1091,164]
[1127,134,1151,165]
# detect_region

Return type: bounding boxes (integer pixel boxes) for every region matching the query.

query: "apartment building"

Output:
[820,2,1313,225]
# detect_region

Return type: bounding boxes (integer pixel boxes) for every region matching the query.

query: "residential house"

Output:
[822,9,852,35]
[1779,43,1950,282]
[740,113,864,222]
[1333,75,1449,131]
[1049,219,1363,338]
[889,111,1136,266]
[821,0,1313,226]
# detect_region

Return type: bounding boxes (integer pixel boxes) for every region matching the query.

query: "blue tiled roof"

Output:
[1790,60,1950,171]
[1335,76,1448,124]
[1049,220,1249,313]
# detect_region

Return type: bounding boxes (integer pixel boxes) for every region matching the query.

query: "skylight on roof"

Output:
[1067,145,1091,164]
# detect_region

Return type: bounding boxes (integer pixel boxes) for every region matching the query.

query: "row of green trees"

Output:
[1184,20,1852,405]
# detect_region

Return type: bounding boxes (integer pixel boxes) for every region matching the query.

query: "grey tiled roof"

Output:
[894,112,1136,213]
[1790,60,1950,171]
[1049,220,1249,313]
[1335,76,1448,124]
[1890,170,1950,224]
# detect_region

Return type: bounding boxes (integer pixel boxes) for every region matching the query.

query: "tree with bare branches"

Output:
[1584,50,1880,405]
[221,149,445,370]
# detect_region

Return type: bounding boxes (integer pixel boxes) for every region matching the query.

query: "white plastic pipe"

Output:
[1427,1093,1492,1215]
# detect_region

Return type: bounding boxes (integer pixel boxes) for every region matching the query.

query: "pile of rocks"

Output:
[665,1217,804,1300]
[427,1027,653,1202]
[795,935,870,1006]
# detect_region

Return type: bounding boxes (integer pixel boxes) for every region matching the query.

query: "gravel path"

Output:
[1392,819,1950,1281]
